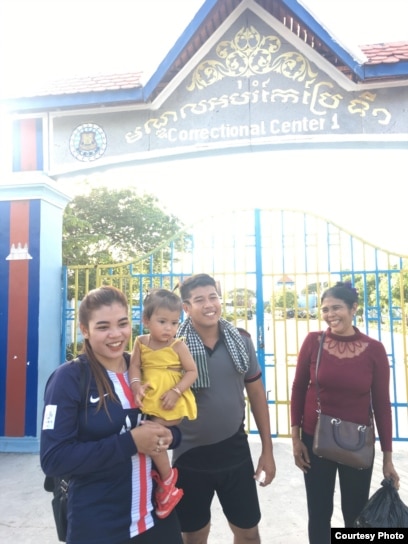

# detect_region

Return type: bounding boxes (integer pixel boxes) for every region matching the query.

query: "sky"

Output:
[299,0,408,44]
[1,0,408,253]
[0,0,205,95]
[1,0,407,94]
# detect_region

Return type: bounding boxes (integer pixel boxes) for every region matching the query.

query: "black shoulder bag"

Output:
[312,332,375,470]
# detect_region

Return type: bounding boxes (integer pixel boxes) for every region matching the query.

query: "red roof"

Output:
[13,40,407,99]
[12,72,143,99]
[3,0,408,102]
[359,42,408,64]
[277,275,295,284]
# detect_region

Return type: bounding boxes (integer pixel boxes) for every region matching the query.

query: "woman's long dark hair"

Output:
[79,285,129,412]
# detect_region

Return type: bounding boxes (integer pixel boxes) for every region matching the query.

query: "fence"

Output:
[62,208,408,439]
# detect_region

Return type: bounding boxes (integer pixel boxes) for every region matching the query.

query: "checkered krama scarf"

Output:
[177,317,249,390]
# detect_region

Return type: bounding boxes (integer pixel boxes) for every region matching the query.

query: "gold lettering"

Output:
[125,127,143,143]
[348,99,370,117]
[144,118,159,134]
[187,27,282,90]
[359,91,377,102]
[271,52,318,84]
[125,63,391,145]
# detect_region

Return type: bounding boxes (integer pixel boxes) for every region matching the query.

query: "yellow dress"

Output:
[138,338,197,421]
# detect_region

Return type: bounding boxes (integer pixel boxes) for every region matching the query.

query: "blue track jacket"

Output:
[40,354,180,544]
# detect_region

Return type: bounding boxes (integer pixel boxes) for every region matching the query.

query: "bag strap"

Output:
[314,332,325,412]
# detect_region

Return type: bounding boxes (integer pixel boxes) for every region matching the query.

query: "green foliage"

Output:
[62,187,185,265]
[65,341,83,360]
[273,289,296,309]
[226,288,256,308]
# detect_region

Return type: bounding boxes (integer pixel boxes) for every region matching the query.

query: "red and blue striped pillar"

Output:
[12,118,44,172]
[5,200,34,436]
[0,177,70,451]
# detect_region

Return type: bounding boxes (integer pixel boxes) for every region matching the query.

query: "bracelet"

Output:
[130,378,141,384]
[171,387,182,396]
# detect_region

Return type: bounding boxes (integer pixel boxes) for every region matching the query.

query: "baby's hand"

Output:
[160,389,179,410]
[131,382,150,408]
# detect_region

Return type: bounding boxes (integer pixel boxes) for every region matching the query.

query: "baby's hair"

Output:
[321,281,359,309]
[143,288,183,319]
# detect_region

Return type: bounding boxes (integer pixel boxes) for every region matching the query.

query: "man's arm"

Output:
[245,378,276,486]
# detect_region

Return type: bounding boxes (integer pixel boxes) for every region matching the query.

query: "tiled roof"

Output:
[14,41,408,100]
[3,0,408,105]
[11,72,143,99]
[359,42,408,65]
[277,275,294,284]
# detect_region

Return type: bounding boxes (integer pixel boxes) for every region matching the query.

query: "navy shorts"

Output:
[174,456,261,532]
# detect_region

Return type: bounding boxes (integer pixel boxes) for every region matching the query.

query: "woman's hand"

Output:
[130,420,172,457]
[383,459,400,490]
[383,452,400,489]
[292,437,311,473]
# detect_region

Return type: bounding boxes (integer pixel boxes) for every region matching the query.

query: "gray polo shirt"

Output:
[172,333,261,463]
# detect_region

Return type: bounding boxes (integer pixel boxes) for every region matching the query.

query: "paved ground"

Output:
[1,437,407,543]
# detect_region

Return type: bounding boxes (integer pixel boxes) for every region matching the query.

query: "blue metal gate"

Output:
[62,208,408,440]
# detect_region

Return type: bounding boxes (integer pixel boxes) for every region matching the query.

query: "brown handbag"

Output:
[312,332,375,470]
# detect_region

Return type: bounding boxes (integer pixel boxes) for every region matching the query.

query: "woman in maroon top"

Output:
[291,282,400,543]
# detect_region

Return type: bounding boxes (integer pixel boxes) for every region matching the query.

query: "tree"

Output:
[273,289,296,309]
[226,288,256,308]
[62,187,185,265]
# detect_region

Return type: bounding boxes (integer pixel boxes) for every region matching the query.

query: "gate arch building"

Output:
[1,0,408,450]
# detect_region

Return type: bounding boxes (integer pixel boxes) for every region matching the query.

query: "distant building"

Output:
[276,275,295,289]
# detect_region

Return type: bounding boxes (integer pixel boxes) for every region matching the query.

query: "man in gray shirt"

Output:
[173,273,276,544]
